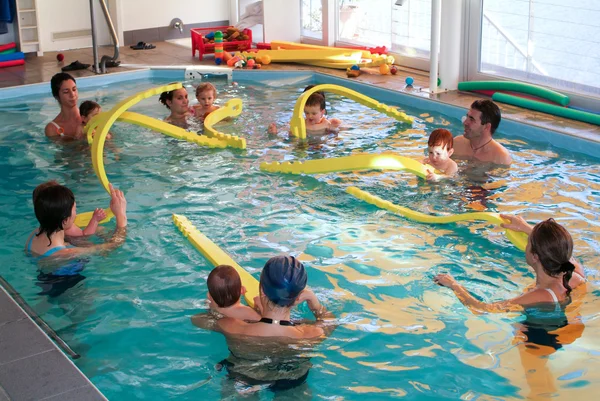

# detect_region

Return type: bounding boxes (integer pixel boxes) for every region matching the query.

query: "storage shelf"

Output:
[16,0,43,55]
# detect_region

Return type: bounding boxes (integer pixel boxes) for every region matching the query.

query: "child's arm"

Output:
[208,295,260,320]
[329,118,342,128]
[425,161,458,182]
[445,160,458,176]
[64,225,84,237]
[233,305,261,320]
[425,168,453,182]
[82,208,107,236]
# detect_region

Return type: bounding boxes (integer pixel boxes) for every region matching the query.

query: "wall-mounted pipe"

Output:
[89,0,120,74]
[99,0,120,73]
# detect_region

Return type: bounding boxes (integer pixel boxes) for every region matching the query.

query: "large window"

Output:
[337,0,431,59]
[479,0,600,96]
[302,0,323,40]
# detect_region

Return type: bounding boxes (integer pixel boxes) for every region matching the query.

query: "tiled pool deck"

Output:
[0,285,106,401]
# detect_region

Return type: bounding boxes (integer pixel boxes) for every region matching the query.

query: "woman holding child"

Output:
[45,73,85,139]
[26,182,128,260]
[193,255,335,392]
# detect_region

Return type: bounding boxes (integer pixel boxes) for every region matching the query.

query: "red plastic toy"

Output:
[191,26,252,61]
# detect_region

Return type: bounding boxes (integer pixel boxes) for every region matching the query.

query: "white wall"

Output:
[263,0,300,43]
[37,0,111,52]
[36,0,228,52]
[120,0,229,31]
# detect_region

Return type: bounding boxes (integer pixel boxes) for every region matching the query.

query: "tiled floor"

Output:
[1,41,599,141]
[0,286,106,401]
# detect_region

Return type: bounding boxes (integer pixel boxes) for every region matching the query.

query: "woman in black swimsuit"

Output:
[193,255,336,395]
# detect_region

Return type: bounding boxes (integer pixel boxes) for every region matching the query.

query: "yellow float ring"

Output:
[203,98,246,149]
[91,82,183,193]
[290,84,413,140]
[88,83,248,193]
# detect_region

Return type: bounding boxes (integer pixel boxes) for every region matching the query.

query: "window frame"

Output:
[464,0,600,112]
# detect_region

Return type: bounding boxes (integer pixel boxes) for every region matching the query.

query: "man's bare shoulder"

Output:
[453,135,468,145]
[452,135,470,156]
[492,141,512,165]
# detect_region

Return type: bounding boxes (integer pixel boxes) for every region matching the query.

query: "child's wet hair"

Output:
[303,84,325,100]
[33,183,75,246]
[428,128,454,150]
[79,100,100,118]
[305,92,326,111]
[207,265,242,307]
[195,82,217,98]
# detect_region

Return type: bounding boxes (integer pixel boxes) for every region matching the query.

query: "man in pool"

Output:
[452,99,512,166]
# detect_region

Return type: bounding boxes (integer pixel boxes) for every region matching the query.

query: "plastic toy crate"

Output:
[191,26,252,60]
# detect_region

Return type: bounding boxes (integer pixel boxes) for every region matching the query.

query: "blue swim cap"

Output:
[260,255,307,307]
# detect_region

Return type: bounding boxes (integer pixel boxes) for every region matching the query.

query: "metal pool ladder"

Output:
[89,0,120,74]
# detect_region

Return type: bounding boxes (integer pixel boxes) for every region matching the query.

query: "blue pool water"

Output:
[0,70,599,400]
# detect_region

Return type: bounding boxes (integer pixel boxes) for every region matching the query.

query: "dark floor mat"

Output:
[130,41,156,50]
[61,60,90,71]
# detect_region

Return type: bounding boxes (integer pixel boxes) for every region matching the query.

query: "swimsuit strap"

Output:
[39,245,68,258]
[49,121,65,135]
[258,317,295,327]
[543,287,561,312]
[26,232,35,253]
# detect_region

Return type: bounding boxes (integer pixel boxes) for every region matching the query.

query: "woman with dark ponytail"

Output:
[433,214,586,313]
[158,86,193,128]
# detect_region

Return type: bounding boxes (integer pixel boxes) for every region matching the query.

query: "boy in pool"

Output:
[80,100,101,126]
[80,100,112,139]
[423,128,458,181]
[33,181,106,237]
[193,82,220,120]
[268,86,342,135]
[207,265,260,321]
